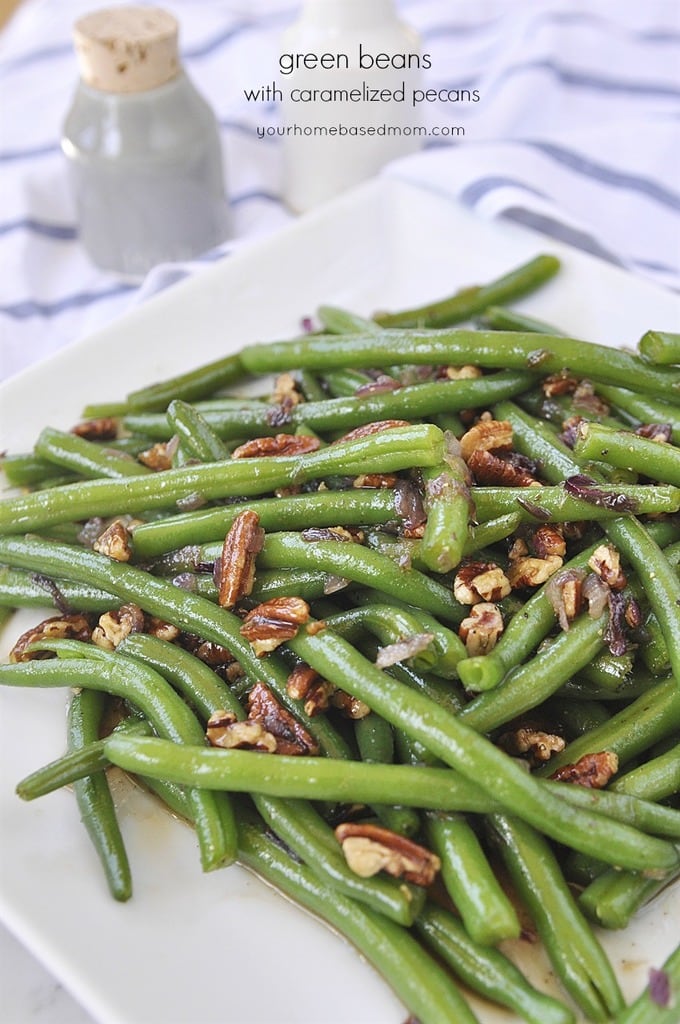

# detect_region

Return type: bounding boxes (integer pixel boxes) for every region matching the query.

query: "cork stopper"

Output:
[73,6,180,94]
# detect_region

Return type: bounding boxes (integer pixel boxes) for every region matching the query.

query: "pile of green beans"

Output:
[1,253,679,1024]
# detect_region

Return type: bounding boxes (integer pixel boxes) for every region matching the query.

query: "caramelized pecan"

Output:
[138,437,179,470]
[71,417,118,441]
[507,555,563,589]
[247,681,319,755]
[499,726,565,765]
[240,597,310,656]
[530,524,566,560]
[352,473,398,489]
[588,544,627,591]
[216,510,264,608]
[458,603,504,657]
[453,561,511,605]
[541,372,579,397]
[93,519,133,562]
[550,751,619,789]
[330,691,371,719]
[206,710,277,753]
[286,663,335,716]
[10,613,93,662]
[467,449,540,487]
[92,603,145,650]
[335,822,441,886]
[460,418,513,461]
[232,434,320,459]
[334,420,411,444]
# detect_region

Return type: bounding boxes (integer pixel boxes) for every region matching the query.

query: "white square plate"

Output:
[1,178,679,1024]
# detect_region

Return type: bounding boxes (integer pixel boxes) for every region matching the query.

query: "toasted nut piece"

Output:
[530,525,566,560]
[232,434,320,459]
[441,365,482,381]
[146,617,181,642]
[247,681,319,755]
[334,420,411,444]
[508,537,529,562]
[458,602,504,657]
[499,726,565,764]
[335,822,441,886]
[240,597,310,656]
[216,510,265,609]
[541,372,579,397]
[550,751,619,789]
[10,613,93,662]
[138,437,179,470]
[180,634,235,667]
[453,562,511,605]
[460,419,513,462]
[301,526,361,543]
[508,555,563,588]
[352,473,398,489]
[92,603,145,650]
[206,710,277,753]
[467,449,540,487]
[355,375,402,396]
[330,691,372,720]
[286,663,336,716]
[93,520,132,562]
[71,417,118,441]
[270,372,302,409]
[588,544,627,591]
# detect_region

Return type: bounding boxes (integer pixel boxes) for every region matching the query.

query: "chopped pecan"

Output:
[499,726,565,765]
[232,434,320,459]
[92,603,145,650]
[216,510,264,608]
[300,526,361,543]
[330,691,371,719]
[439,364,482,380]
[453,562,511,605]
[247,682,319,755]
[240,597,310,656]
[286,663,335,716]
[636,423,672,443]
[206,710,277,753]
[270,372,302,410]
[352,473,398,489]
[355,374,401,396]
[530,524,566,560]
[545,569,585,631]
[459,419,513,462]
[138,437,179,470]
[93,519,133,562]
[146,617,180,642]
[588,544,627,591]
[10,613,93,662]
[572,380,610,417]
[71,417,118,441]
[458,602,504,657]
[334,420,411,444]
[467,449,540,487]
[508,537,529,562]
[335,822,441,886]
[541,372,579,397]
[180,634,235,667]
[507,555,563,588]
[550,751,619,789]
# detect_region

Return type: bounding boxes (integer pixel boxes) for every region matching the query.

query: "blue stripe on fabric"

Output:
[524,140,680,212]
[460,177,548,205]
[502,207,624,265]
[0,218,76,240]
[0,284,136,320]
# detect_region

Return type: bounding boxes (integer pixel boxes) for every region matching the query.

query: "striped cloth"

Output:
[1,0,679,382]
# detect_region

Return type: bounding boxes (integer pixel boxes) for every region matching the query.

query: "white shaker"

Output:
[62,6,229,278]
[280,0,424,213]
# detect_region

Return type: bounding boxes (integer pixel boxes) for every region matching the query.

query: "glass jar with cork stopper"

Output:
[62,6,229,278]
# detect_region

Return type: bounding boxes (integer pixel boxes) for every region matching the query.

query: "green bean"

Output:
[286,625,678,871]
[322,602,464,678]
[354,712,421,836]
[1,453,79,488]
[424,811,520,945]
[415,903,575,1024]
[595,384,680,444]
[574,422,680,487]
[0,424,444,534]
[16,718,152,800]
[464,512,523,552]
[236,809,480,1024]
[240,329,680,399]
[67,689,132,901]
[131,488,398,560]
[256,532,464,624]
[317,305,380,335]
[611,942,680,1024]
[541,781,680,840]
[0,653,235,873]
[490,815,624,1020]
[295,369,326,402]
[123,370,535,440]
[322,368,373,396]
[373,254,561,328]
[0,565,120,612]
[640,610,673,676]
[477,304,565,335]
[612,744,680,801]
[166,399,229,462]
[473,482,680,521]
[249,568,342,604]
[34,427,151,479]
[537,678,680,777]
[0,536,350,760]
[638,330,680,365]
[578,864,680,931]
[124,353,245,411]
[420,461,472,572]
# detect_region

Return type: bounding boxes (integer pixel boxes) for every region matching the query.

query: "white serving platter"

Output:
[0,177,679,1024]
